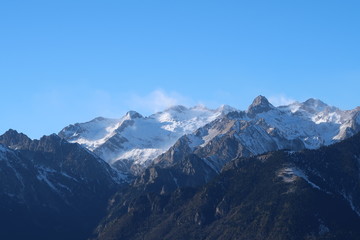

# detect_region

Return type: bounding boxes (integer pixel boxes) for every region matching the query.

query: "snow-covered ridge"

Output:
[59,105,233,173]
[59,96,360,174]
[189,97,357,153]
[59,112,141,151]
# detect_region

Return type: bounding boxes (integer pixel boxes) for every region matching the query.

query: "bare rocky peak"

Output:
[0,129,32,150]
[247,95,274,116]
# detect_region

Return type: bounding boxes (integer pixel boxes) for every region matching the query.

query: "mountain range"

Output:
[60,96,360,178]
[1,95,360,240]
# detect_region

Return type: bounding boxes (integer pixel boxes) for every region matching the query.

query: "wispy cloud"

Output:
[269,95,296,106]
[129,89,192,113]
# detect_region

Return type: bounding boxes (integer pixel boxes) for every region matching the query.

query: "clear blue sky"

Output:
[1,0,359,139]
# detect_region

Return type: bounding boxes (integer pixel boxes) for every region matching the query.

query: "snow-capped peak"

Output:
[124,111,143,120]
[282,99,348,125]
[301,98,329,114]
[164,105,188,113]
[216,104,238,115]
[304,98,328,108]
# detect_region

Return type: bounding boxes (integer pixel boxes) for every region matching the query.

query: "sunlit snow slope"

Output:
[59,105,235,173]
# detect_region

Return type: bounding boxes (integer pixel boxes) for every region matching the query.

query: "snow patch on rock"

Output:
[277,167,321,190]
